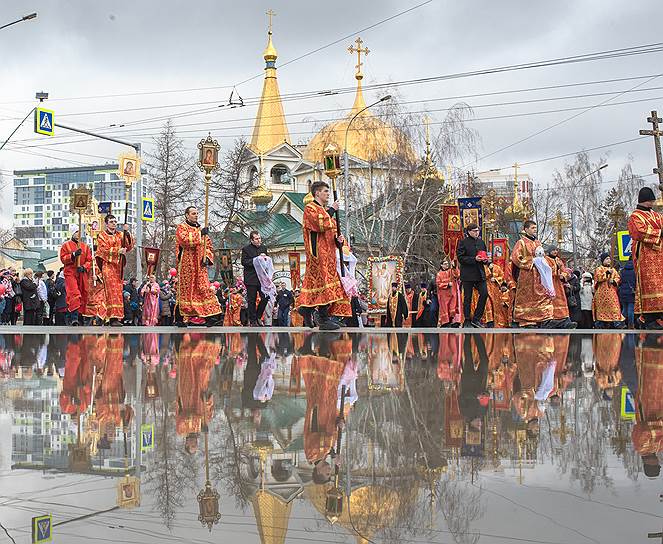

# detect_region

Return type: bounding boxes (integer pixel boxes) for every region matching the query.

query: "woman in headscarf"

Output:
[593,252,625,329]
[140,274,161,326]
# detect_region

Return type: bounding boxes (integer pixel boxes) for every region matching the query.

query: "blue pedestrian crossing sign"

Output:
[141,197,155,222]
[617,230,632,261]
[34,108,54,136]
[620,385,636,421]
[141,423,155,452]
[32,514,52,543]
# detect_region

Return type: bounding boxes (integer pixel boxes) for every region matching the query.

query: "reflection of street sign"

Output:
[141,197,154,222]
[32,514,52,543]
[141,423,154,452]
[620,385,636,420]
[98,201,112,215]
[617,231,632,261]
[34,108,54,136]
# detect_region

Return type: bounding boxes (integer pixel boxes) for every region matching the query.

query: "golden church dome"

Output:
[303,39,415,165]
[305,484,417,543]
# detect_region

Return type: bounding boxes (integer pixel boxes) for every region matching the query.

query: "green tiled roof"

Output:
[280,192,307,211]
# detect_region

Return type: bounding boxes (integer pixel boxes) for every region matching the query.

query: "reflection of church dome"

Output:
[305,484,416,543]
[252,490,292,544]
[303,57,415,164]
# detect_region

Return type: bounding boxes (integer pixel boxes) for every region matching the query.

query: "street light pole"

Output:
[570,163,608,265]
[343,94,391,236]
[0,12,37,31]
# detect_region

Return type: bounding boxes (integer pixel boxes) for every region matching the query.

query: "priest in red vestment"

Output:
[628,186,663,329]
[546,248,576,329]
[59,224,92,325]
[175,206,222,325]
[632,335,663,477]
[436,260,459,326]
[299,181,348,330]
[96,214,134,326]
[511,220,554,327]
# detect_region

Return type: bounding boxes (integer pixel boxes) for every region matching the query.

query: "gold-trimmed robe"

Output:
[593,266,624,322]
[628,207,663,314]
[511,235,553,326]
[175,222,222,318]
[96,229,134,320]
[299,201,347,308]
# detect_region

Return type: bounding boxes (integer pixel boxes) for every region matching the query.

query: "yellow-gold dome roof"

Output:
[303,45,415,165]
[305,484,417,543]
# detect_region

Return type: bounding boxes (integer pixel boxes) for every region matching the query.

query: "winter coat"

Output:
[579,274,594,311]
[19,278,40,311]
[618,261,636,304]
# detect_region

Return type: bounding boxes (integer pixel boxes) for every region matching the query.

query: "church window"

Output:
[270,164,290,184]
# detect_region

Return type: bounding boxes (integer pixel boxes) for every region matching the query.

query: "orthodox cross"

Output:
[639,110,663,187]
[609,204,626,227]
[266,9,276,33]
[348,37,370,76]
[550,211,569,246]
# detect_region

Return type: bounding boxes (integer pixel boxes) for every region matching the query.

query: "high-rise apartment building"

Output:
[13,164,150,250]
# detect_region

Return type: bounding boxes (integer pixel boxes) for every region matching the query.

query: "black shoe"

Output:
[300,308,314,328]
[110,319,122,327]
[470,320,484,328]
[175,321,187,328]
[319,319,341,331]
[645,320,663,330]
[462,320,473,328]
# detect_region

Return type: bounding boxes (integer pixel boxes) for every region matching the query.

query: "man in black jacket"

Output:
[241,230,269,326]
[456,223,489,328]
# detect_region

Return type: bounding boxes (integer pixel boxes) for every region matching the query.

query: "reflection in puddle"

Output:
[0,332,661,543]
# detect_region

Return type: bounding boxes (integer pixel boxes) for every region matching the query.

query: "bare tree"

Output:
[208,139,256,240]
[144,120,200,276]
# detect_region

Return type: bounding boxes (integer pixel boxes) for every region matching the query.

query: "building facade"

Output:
[13,164,150,251]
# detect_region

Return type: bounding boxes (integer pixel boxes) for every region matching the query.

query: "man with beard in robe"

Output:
[511,220,554,327]
[382,282,408,327]
[628,186,663,329]
[96,215,134,326]
[175,206,222,326]
[59,224,92,326]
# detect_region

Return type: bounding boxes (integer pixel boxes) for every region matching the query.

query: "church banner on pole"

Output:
[442,204,463,259]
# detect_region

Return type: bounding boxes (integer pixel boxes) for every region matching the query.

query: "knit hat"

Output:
[70,224,80,235]
[599,252,610,263]
[638,186,657,203]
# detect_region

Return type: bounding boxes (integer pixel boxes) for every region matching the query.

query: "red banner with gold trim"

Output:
[143,247,160,276]
[442,204,463,259]
[288,251,301,290]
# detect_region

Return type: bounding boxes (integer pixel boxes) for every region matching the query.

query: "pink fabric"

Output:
[141,281,161,326]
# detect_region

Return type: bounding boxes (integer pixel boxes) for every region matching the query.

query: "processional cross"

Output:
[550,211,569,246]
[639,110,663,189]
[348,37,370,75]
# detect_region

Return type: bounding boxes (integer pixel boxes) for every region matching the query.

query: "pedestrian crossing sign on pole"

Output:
[620,385,636,420]
[34,108,54,136]
[141,197,155,222]
[617,231,632,261]
[141,423,155,452]
[32,514,52,543]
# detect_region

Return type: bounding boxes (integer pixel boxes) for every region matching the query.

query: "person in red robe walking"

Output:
[299,181,348,330]
[59,224,92,325]
[96,214,134,326]
[628,186,663,329]
[436,260,459,326]
[175,206,222,326]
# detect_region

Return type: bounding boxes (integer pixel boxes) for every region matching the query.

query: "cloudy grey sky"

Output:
[1,0,662,226]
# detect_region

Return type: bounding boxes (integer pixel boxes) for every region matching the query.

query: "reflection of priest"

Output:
[632,335,663,477]
[381,282,408,327]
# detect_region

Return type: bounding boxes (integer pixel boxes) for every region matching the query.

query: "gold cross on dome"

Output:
[348,37,370,76]
[266,9,276,33]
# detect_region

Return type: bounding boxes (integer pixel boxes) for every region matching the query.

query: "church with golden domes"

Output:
[228,18,425,286]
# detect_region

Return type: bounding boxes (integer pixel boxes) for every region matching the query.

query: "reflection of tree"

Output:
[544,378,615,496]
[440,480,483,544]
[143,367,199,529]
[209,408,251,510]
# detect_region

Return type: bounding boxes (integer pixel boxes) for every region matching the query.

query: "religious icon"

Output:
[117,476,141,508]
[447,214,461,232]
[123,159,136,176]
[200,144,218,169]
[367,256,404,314]
[493,245,504,259]
[462,209,479,229]
[367,335,403,391]
[70,187,91,212]
[91,220,99,231]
